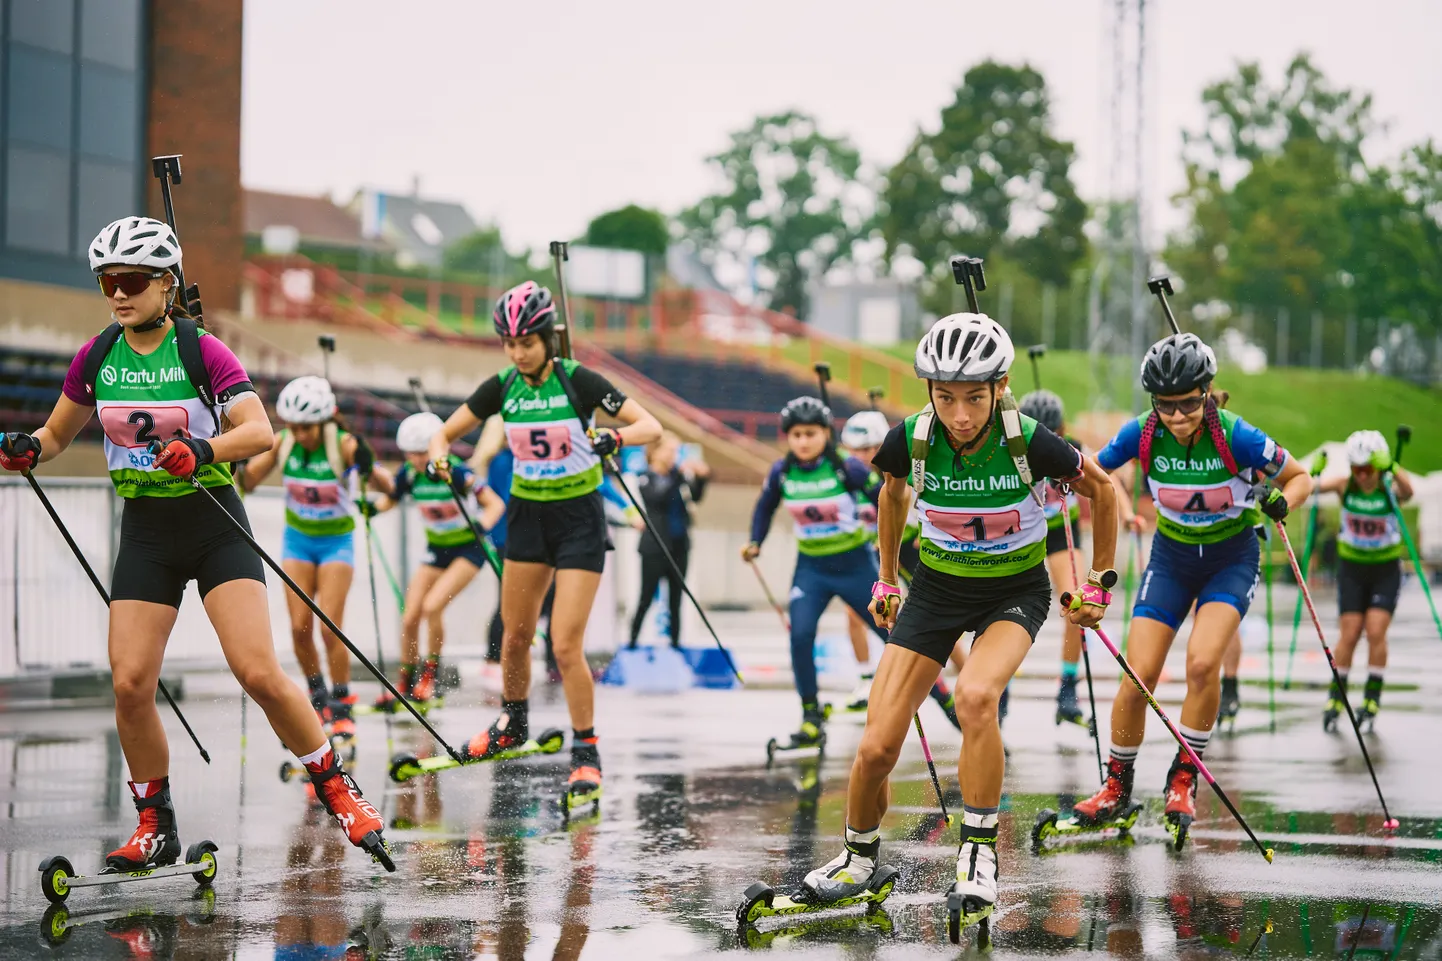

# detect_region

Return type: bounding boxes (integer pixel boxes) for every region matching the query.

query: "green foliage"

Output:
[680,110,869,315]
[881,60,1088,305]
[1167,55,1442,365]
[584,205,670,256]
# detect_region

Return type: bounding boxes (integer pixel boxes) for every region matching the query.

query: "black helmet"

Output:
[1140,333,1217,395]
[1019,389,1065,432]
[780,396,832,434]
[493,281,556,338]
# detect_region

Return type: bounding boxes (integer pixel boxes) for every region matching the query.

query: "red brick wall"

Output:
[146,0,243,312]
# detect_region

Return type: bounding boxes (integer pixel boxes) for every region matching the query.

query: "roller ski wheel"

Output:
[1165,812,1193,851]
[39,840,221,905]
[947,888,994,948]
[39,904,72,945]
[358,831,395,872]
[1032,802,1143,851]
[735,865,899,927]
[766,729,826,766]
[560,784,602,824]
[388,727,566,782]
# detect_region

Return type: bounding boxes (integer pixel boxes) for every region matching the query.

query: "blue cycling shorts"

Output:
[1134,528,1259,629]
[281,526,355,567]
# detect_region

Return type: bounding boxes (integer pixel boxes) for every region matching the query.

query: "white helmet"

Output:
[275,376,336,425]
[841,411,890,449]
[88,217,183,275]
[397,412,444,453]
[914,312,1014,383]
[1345,429,1389,467]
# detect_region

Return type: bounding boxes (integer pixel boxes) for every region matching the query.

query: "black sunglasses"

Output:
[98,270,167,297]
[1152,393,1208,416]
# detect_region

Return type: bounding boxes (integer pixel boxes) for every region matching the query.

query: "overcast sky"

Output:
[242,0,1442,255]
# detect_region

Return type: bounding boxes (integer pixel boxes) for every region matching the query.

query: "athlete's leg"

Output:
[846,609,871,662]
[629,552,665,648]
[1335,614,1364,672]
[664,542,688,648]
[955,621,1033,808]
[847,644,944,829]
[399,565,443,667]
[420,559,481,658]
[205,579,329,755]
[282,558,322,680]
[108,601,179,782]
[1180,602,1244,734]
[1363,608,1391,670]
[788,559,833,708]
[1221,630,1242,676]
[1108,617,1177,749]
[314,560,355,686]
[550,568,603,731]
[499,560,554,701]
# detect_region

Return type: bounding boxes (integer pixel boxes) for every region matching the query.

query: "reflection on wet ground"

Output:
[1,611,1441,957]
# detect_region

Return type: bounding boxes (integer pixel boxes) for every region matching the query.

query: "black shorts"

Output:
[1338,558,1401,615]
[1045,519,1084,556]
[888,561,1052,665]
[422,540,488,571]
[111,484,265,608]
[899,539,921,580]
[504,490,611,573]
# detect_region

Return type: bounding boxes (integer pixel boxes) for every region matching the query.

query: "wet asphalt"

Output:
[0,583,1440,959]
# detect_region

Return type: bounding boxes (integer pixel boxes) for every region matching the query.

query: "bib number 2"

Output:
[98,405,191,449]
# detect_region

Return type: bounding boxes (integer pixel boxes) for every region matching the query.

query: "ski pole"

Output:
[180,475,467,763]
[357,477,396,759]
[20,470,210,764]
[1146,276,1182,335]
[1383,473,1442,643]
[1063,599,1275,862]
[1060,494,1105,785]
[949,256,986,313]
[1283,474,1321,690]
[1272,521,1397,829]
[1265,527,1276,732]
[747,558,790,632]
[866,388,884,410]
[318,335,335,381]
[150,156,202,321]
[371,533,405,609]
[1027,344,1046,392]
[814,362,834,435]
[912,713,953,826]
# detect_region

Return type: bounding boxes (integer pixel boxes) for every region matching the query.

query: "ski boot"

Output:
[410,657,441,706]
[740,829,897,926]
[846,673,873,712]
[1163,753,1199,851]
[948,819,997,946]
[1035,757,1142,849]
[373,665,415,714]
[106,779,182,872]
[306,749,395,872]
[1216,677,1240,731]
[1358,676,1383,732]
[930,678,962,731]
[562,738,603,822]
[463,701,530,761]
[1055,675,1086,728]
[767,703,827,764]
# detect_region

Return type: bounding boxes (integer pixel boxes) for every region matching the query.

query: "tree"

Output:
[680,111,870,315]
[881,61,1088,292]
[442,225,529,280]
[583,205,670,256]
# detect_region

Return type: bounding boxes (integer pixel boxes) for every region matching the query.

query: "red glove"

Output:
[151,436,213,479]
[0,432,41,472]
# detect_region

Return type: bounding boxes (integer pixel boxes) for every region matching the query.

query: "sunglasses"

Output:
[1152,393,1207,416]
[98,270,167,297]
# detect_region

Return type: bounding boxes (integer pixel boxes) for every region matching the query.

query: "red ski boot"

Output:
[1163,753,1198,850]
[1072,757,1136,827]
[106,778,181,871]
[305,749,394,871]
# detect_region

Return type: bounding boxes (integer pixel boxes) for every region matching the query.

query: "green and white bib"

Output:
[282,429,354,537]
[1140,410,1260,545]
[500,360,602,502]
[92,327,232,498]
[907,411,1047,577]
[1338,482,1402,564]
[405,455,477,548]
[781,459,869,557]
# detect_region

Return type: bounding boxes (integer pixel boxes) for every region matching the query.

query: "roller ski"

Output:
[561,738,603,824]
[1216,677,1240,732]
[845,673,873,713]
[365,665,438,716]
[1055,676,1088,729]
[767,703,827,765]
[307,749,395,872]
[947,819,997,947]
[389,701,565,781]
[740,830,899,926]
[1163,753,1198,851]
[39,889,215,948]
[1035,758,1142,850]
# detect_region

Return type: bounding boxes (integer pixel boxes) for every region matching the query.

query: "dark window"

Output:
[6,146,72,254]
[79,0,139,70]
[75,159,132,256]
[7,45,73,150]
[10,0,74,54]
[79,63,138,162]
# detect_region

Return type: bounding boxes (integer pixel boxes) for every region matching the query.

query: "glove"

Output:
[0,432,41,472]
[1067,583,1112,612]
[590,427,622,459]
[1260,488,1289,522]
[353,436,375,479]
[870,580,902,619]
[356,498,380,518]
[151,435,213,479]
[425,458,451,483]
[1369,449,1393,473]
[740,542,760,562]
[1310,449,1328,477]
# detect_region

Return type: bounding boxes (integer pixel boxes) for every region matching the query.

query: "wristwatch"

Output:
[1088,568,1119,590]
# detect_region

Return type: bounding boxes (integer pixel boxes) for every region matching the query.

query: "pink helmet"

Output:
[492,281,556,338]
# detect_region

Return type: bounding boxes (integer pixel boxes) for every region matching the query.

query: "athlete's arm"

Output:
[1390,466,1414,502]
[1230,416,1310,512]
[609,398,661,450]
[209,395,274,463]
[742,461,785,560]
[366,463,396,494]
[1096,418,1145,533]
[238,431,282,492]
[1317,475,1348,496]
[1031,426,1118,626]
[474,483,506,531]
[32,395,95,464]
[874,472,911,587]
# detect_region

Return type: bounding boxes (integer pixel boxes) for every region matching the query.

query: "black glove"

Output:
[0,432,41,472]
[590,427,622,459]
[1260,488,1289,522]
[425,458,450,483]
[356,498,380,518]
[353,436,375,479]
